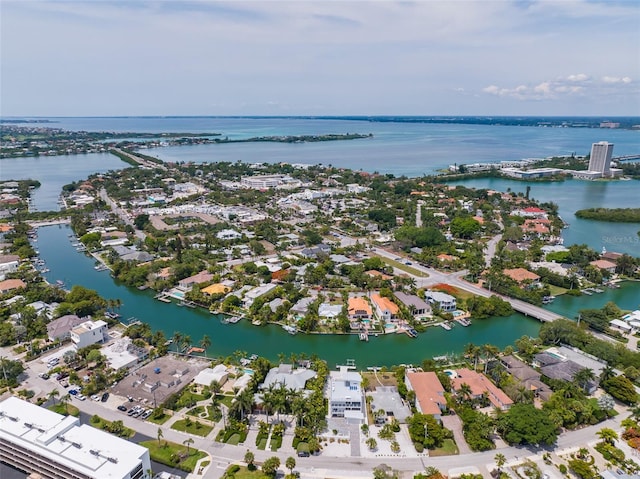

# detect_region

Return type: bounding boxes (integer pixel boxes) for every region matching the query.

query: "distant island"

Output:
[575,208,640,223]
[0,125,372,159]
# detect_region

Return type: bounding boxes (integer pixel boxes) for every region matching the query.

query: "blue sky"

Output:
[1,0,639,116]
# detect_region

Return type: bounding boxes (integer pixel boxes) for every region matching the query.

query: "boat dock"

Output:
[440,322,452,331]
[454,318,471,327]
[155,292,172,303]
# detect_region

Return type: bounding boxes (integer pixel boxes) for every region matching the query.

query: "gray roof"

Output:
[261,364,317,391]
[394,292,431,311]
[290,297,314,314]
[121,251,154,262]
[47,314,85,340]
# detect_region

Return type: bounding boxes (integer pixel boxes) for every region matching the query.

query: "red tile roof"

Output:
[406,372,446,416]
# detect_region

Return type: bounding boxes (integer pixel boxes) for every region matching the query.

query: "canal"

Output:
[37,225,545,368]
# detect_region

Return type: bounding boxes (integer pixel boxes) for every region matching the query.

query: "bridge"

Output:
[26,218,71,228]
[613,154,640,162]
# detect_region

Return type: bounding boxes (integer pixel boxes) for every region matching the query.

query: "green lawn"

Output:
[219,394,234,408]
[48,403,80,417]
[222,465,272,479]
[376,255,429,277]
[227,433,242,445]
[429,438,459,456]
[146,411,171,425]
[548,284,568,296]
[256,437,267,450]
[88,415,135,438]
[140,440,207,473]
[171,419,213,437]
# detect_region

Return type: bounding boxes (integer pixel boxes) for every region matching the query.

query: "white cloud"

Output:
[483,74,634,101]
[565,73,590,82]
[602,76,632,84]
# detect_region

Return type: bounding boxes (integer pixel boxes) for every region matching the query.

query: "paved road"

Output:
[484,233,503,267]
[371,246,564,323]
[98,187,146,241]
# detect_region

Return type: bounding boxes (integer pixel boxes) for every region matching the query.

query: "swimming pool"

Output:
[243,368,254,376]
[385,323,395,329]
[172,290,185,299]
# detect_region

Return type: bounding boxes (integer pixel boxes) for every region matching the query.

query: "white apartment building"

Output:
[241,174,292,189]
[424,291,457,312]
[0,396,151,479]
[327,367,365,424]
[588,141,614,175]
[70,319,109,349]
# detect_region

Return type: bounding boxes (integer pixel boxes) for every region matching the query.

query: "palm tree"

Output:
[181,335,192,353]
[60,393,71,411]
[172,331,183,353]
[232,388,254,421]
[48,388,60,406]
[285,457,296,476]
[157,427,163,445]
[494,453,507,472]
[600,365,616,383]
[597,427,618,446]
[458,382,473,404]
[183,437,194,455]
[199,334,211,355]
[482,344,500,374]
[573,368,595,393]
[464,343,481,370]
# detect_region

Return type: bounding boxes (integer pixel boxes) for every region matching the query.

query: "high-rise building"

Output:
[588,141,614,175]
[0,396,151,479]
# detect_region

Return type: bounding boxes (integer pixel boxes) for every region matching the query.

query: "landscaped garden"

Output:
[171,417,214,437]
[141,439,207,473]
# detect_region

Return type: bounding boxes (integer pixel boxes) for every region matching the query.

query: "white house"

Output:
[242,283,278,308]
[424,291,457,312]
[327,366,365,424]
[0,254,20,280]
[70,320,109,349]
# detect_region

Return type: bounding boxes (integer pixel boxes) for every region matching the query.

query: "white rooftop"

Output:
[0,396,149,479]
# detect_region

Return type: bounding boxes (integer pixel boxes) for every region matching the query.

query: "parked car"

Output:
[91,395,100,402]
[141,410,152,420]
[117,405,128,412]
[68,389,78,396]
[297,451,310,457]
[127,409,136,416]
[76,394,86,401]
[101,392,109,402]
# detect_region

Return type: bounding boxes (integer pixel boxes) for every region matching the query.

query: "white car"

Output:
[91,395,100,402]
[76,394,86,401]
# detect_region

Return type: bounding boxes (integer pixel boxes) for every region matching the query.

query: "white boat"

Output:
[282,324,297,335]
[440,322,452,330]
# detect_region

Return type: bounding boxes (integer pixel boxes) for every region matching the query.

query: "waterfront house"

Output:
[70,319,109,349]
[0,254,19,280]
[394,292,432,318]
[318,303,343,320]
[327,366,365,424]
[347,296,372,320]
[242,283,278,308]
[500,355,553,401]
[589,259,617,274]
[370,293,399,322]
[0,278,26,294]
[46,314,86,342]
[533,351,598,394]
[405,371,446,421]
[503,268,541,287]
[260,364,317,391]
[424,290,456,312]
[178,270,215,290]
[290,296,315,317]
[193,364,229,387]
[452,368,513,410]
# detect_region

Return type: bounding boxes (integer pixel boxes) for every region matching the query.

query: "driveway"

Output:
[441,414,472,455]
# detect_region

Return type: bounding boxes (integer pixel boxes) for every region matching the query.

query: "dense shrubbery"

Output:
[575,208,640,223]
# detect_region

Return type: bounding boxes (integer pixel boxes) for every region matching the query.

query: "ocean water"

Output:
[2,117,639,253]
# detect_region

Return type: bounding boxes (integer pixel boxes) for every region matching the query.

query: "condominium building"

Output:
[588,141,614,175]
[0,396,151,479]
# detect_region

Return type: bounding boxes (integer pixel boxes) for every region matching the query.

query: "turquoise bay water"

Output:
[0,153,126,211]
[37,225,542,367]
[3,117,639,365]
